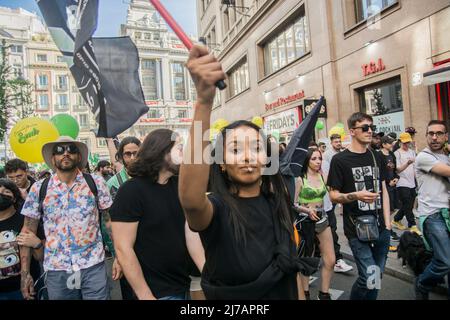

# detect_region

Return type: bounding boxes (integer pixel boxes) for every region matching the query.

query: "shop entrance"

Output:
[435,81,450,130]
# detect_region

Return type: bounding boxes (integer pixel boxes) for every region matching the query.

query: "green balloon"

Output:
[51,114,80,139]
[315,120,325,130]
[336,122,345,128]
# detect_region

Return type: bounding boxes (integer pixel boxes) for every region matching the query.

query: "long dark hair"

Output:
[0,178,23,210]
[116,136,142,162]
[300,148,322,179]
[128,129,177,182]
[209,120,293,243]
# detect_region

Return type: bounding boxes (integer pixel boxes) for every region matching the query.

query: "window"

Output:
[355,0,398,23]
[141,59,158,100]
[135,32,142,40]
[148,109,161,118]
[171,62,186,100]
[145,33,152,40]
[12,64,22,78]
[227,56,250,98]
[56,75,68,90]
[153,33,160,41]
[97,139,107,148]
[37,74,48,89]
[38,94,49,110]
[177,109,188,119]
[79,114,88,129]
[57,56,65,63]
[76,94,86,106]
[262,8,309,76]
[36,54,47,62]
[359,77,403,116]
[56,94,69,109]
[10,45,23,53]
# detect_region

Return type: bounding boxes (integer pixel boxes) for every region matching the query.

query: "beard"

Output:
[165,159,180,175]
[55,157,79,172]
[429,141,445,151]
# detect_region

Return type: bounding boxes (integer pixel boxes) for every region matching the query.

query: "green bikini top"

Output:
[298,175,327,204]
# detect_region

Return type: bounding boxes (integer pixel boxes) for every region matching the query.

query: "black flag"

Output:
[36,0,149,137]
[280,96,324,177]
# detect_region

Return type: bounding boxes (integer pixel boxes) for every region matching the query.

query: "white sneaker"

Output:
[334,259,353,273]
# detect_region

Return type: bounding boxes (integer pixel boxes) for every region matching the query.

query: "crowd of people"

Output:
[0,45,449,301]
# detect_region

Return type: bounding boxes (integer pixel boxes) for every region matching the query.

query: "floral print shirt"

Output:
[21,171,112,272]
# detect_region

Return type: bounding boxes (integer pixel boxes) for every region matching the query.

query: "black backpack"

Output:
[397,231,432,276]
[38,173,101,223]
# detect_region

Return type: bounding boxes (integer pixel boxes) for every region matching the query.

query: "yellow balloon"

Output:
[10,117,60,163]
[212,118,229,131]
[251,116,264,128]
[328,126,346,140]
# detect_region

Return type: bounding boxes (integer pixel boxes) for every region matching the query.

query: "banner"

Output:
[37,0,149,137]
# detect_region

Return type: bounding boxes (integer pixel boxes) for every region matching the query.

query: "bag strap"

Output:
[116,172,124,186]
[368,149,380,220]
[38,177,51,215]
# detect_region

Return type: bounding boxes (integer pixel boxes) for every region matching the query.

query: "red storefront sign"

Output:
[265,90,305,112]
[362,59,386,76]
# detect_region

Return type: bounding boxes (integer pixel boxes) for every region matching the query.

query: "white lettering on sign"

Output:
[264,108,301,134]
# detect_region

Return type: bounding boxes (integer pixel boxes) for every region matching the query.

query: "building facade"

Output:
[121,0,197,142]
[0,7,109,161]
[197,0,450,148]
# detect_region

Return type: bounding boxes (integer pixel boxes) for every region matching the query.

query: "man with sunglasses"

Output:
[105,136,141,300]
[328,112,391,300]
[19,136,117,300]
[414,120,450,300]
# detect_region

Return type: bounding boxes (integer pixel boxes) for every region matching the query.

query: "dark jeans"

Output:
[326,205,343,261]
[418,213,450,297]
[394,187,416,227]
[158,291,191,300]
[387,187,397,212]
[348,229,390,300]
[0,290,23,300]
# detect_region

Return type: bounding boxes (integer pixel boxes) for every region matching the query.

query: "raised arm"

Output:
[179,45,226,231]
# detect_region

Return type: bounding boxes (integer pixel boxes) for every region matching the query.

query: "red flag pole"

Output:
[148,0,226,90]
[149,0,193,50]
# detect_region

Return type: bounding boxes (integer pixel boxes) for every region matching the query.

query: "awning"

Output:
[423,63,450,85]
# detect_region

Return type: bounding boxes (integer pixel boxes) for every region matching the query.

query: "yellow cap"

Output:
[399,132,412,143]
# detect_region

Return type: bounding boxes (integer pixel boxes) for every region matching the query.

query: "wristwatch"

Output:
[34,242,43,249]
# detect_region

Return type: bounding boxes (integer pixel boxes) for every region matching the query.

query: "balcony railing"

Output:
[54,104,69,111]
[54,84,68,91]
[35,84,48,91]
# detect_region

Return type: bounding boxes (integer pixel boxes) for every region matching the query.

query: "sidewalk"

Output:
[334,205,449,296]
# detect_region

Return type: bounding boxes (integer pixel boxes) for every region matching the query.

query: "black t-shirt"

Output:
[380,151,398,185]
[327,149,387,240]
[109,176,191,298]
[199,193,297,300]
[0,211,42,293]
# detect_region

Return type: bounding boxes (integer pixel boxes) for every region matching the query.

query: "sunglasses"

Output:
[52,144,79,156]
[123,151,138,158]
[352,124,377,132]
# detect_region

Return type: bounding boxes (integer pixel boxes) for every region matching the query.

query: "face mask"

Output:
[0,194,14,211]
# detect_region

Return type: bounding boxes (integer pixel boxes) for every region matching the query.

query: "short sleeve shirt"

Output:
[415,148,450,216]
[21,171,112,272]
